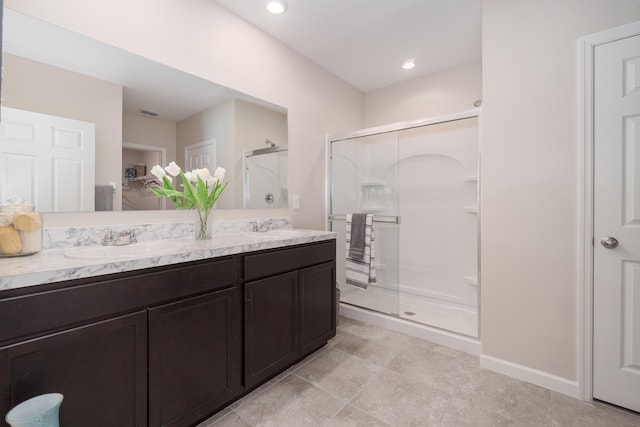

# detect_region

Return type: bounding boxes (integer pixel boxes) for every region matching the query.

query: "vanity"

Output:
[0,228,336,427]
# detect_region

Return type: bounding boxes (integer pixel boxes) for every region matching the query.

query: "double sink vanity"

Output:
[0,220,337,427]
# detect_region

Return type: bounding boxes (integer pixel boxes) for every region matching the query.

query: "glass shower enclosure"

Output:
[243,145,288,209]
[329,112,480,337]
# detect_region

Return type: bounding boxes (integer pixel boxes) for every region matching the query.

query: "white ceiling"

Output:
[215,0,482,92]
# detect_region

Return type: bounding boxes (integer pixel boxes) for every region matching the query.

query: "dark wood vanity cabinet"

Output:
[148,287,241,427]
[0,239,336,426]
[244,271,299,388]
[0,311,148,427]
[299,261,337,356]
[244,240,337,389]
[0,256,240,427]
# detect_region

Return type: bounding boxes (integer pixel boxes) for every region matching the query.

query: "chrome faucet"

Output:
[102,229,115,246]
[103,229,137,246]
[250,220,273,232]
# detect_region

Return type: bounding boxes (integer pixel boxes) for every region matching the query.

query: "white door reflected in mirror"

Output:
[0,107,96,211]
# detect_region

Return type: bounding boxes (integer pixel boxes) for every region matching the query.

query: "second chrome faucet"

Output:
[103,229,138,246]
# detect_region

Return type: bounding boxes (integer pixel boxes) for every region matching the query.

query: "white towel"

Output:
[345,213,376,289]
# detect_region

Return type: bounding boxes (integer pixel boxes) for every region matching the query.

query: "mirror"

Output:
[0,8,288,212]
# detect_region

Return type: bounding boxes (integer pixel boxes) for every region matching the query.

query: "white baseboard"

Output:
[480,354,579,398]
[339,303,482,356]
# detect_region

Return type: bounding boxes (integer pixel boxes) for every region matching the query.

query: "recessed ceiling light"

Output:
[265,0,288,14]
[402,59,416,70]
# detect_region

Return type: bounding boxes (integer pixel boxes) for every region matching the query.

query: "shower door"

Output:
[397,117,479,337]
[330,113,479,337]
[330,131,400,317]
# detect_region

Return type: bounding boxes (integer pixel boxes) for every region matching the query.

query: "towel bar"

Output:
[328,214,400,224]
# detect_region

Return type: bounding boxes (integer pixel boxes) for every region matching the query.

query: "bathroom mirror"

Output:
[0,8,288,212]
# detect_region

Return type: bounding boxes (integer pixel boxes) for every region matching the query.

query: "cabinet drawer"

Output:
[244,240,335,280]
[0,257,238,345]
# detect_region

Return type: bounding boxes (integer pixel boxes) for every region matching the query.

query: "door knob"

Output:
[600,236,619,249]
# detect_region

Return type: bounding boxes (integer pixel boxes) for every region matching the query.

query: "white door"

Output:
[593,34,640,412]
[185,139,216,171]
[0,107,95,212]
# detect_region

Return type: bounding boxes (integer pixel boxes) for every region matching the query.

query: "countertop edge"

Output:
[0,231,336,292]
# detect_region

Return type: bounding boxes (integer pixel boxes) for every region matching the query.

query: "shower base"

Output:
[340,283,478,337]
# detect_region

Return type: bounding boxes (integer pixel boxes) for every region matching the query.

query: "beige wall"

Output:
[123,113,177,164]
[2,53,123,210]
[176,101,236,208]
[6,0,365,228]
[364,60,482,127]
[481,0,639,380]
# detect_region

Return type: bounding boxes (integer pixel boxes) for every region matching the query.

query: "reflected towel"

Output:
[95,185,115,211]
[345,213,376,289]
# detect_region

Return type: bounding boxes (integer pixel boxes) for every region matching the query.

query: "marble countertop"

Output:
[0,230,336,292]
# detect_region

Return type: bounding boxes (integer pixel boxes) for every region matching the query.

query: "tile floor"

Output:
[199,316,640,427]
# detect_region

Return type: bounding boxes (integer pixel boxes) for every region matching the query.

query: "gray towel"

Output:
[348,213,367,260]
[95,185,115,211]
[345,213,376,289]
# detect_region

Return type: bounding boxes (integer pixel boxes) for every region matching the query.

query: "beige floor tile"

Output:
[336,317,392,340]
[551,392,640,426]
[333,330,403,366]
[199,317,640,427]
[286,344,332,373]
[441,396,512,427]
[325,404,391,427]
[234,373,344,427]
[457,377,552,426]
[207,411,253,427]
[294,346,381,401]
[350,368,451,426]
[385,340,477,394]
[229,370,289,410]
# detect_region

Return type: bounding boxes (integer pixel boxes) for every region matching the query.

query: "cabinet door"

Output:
[299,262,337,356]
[0,311,147,427]
[149,288,241,427]
[245,271,298,388]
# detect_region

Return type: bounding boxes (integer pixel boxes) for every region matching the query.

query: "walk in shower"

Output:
[329,111,479,337]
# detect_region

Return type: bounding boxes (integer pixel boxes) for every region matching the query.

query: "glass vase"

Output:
[195,208,212,240]
[5,393,63,427]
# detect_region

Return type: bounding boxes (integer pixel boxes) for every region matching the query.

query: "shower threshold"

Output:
[340,284,478,337]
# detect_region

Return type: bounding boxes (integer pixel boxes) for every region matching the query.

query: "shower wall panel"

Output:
[398,118,478,309]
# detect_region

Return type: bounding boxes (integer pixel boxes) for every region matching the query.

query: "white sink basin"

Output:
[64,241,185,261]
[242,229,308,240]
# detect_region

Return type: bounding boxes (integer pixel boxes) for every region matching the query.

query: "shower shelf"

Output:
[463,276,478,286]
[463,206,478,213]
[463,176,478,182]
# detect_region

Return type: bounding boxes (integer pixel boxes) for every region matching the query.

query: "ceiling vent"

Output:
[138,108,159,118]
